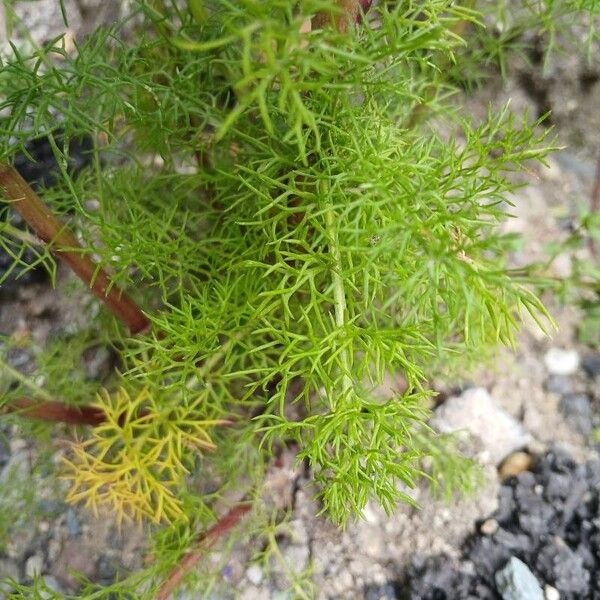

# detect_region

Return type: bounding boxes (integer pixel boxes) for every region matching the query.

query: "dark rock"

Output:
[559,394,593,435]
[469,582,496,600]
[65,508,81,537]
[544,375,573,395]
[586,459,600,486]
[582,355,600,378]
[5,347,34,371]
[364,582,398,600]
[517,506,556,538]
[494,528,534,555]
[536,538,590,596]
[39,500,67,515]
[575,543,595,570]
[562,478,589,525]
[543,448,578,474]
[0,435,9,470]
[13,133,94,191]
[406,449,600,599]
[543,472,573,502]
[95,555,116,585]
[514,471,537,489]
[466,536,511,580]
[494,486,516,525]
[513,485,556,537]
[403,555,474,600]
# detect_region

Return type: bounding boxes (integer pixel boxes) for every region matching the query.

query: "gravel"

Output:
[582,354,600,378]
[544,374,573,395]
[401,448,600,599]
[559,393,593,435]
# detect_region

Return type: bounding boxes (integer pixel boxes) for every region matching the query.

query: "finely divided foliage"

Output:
[0,0,554,523]
[0,0,597,596]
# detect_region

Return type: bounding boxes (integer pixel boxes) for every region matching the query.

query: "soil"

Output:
[1,3,599,600]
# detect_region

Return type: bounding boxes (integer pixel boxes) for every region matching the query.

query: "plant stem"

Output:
[2,397,105,425]
[0,164,150,334]
[0,357,55,401]
[0,221,44,246]
[325,205,352,403]
[265,529,312,600]
[0,357,106,425]
[154,503,252,600]
[313,0,371,32]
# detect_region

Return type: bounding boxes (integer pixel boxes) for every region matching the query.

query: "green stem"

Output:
[325,204,353,403]
[266,530,313,600]
[0,357,54,402]
[0,222,44,246]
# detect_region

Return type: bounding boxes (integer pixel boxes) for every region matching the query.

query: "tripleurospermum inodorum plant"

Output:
[1,0,598,597]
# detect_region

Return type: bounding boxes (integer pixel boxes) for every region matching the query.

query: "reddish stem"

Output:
[155,504,252,600]
[313,0,372,32]
[0,164,150,334]
[2,397,105,425]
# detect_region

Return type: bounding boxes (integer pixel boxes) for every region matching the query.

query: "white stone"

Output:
[431,387,532,465]
[544,584,560,600]
[9,438,27,453]
[544,348,580,376]
[238,585,271,600]
[246,564,264,586]
[25,554,44,578]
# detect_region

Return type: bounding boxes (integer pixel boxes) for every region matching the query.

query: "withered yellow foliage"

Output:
[61,387,227,525]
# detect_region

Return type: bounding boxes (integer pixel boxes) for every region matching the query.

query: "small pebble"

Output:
[544,375,572,396]
[559,394,593,435]
[364,582,397,600]
[480,518,499,536]
[246,564,264,586]
[95,555,116,583]
[25,554,44,579]
[65,508,81,537]
[9,438,27,453]
[544,348,580,376]
[582,355,600,378]
[499,451,533,479]
[544,584,560,600]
